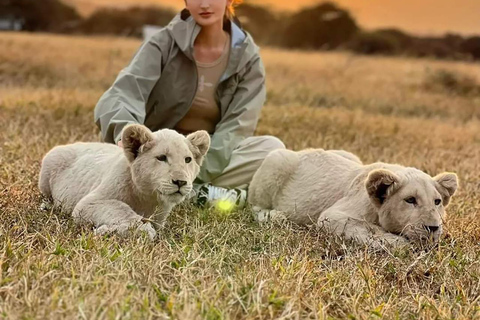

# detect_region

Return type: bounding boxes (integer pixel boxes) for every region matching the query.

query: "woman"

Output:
[94,0,285,209]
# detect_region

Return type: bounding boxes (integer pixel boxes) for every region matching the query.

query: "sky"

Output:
[65,0,480,36]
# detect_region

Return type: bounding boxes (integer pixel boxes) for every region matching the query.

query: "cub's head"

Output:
[122,125,210,205]
[366,168,458,244]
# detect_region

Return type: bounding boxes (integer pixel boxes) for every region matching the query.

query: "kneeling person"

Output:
[94,7,285,211]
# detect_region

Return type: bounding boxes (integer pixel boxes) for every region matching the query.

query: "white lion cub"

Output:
[248,148,458,249]
[39,125,210,240]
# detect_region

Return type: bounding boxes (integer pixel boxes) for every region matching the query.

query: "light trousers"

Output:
[206,135,286,190]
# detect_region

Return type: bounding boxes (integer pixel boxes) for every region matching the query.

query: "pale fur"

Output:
[248,148,458,249]
[39,125,210,240]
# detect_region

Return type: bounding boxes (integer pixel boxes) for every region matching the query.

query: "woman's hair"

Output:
[225,0,243,20]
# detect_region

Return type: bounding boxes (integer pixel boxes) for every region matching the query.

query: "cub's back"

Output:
[40,142,123,211]
[276,149,362,224]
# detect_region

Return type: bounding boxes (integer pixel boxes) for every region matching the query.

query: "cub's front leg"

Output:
[73,195,157,240]
[318,200,408,250]
[252,206,288,223]
[149,201,175,229]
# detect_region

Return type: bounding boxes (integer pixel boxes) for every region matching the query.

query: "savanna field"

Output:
[0,32,480,319]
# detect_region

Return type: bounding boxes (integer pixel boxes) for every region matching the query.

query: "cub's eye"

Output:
[435,199,442,206]
[157,155,167,162]
[185,157,192,164]
[405,197,417,205]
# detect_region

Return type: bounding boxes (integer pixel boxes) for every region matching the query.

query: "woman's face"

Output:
[185,0,231,27]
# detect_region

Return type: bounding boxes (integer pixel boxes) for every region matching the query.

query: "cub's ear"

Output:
[122,124,154,162]
[434,172,458,206]
[365,169,401,207]
[186,130,211,165]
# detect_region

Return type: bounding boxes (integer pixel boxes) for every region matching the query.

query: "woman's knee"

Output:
[259,135,286,151]
[241,135,285,152]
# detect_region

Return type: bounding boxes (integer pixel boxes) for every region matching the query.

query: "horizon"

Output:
[64,0,480,36]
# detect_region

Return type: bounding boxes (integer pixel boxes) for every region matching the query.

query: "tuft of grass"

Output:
[0,31,480,319]
[423,68,480,96]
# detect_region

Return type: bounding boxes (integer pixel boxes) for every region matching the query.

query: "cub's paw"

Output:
[94,225,114,237]
[383,234,410,248]
[39,200,53,211]
[94,222,157,241]
[136,222,157,241]
[252,206,287,223]
[370,234,409,251]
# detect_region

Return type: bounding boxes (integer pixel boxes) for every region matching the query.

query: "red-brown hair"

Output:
[225,0,243,20]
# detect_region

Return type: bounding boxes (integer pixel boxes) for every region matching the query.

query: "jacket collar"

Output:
[167,9,258,81]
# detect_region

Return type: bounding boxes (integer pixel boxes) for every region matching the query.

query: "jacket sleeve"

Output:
[196,54,266,183]
[94,33,167,144]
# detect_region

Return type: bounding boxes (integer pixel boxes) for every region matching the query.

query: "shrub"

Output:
[281,2,358,50]
[423,69,480,96]
[236,3,279,45]
[1,0,80,32]
[79,6,175,37]
[346,31,403,55]
[461,36,480,60]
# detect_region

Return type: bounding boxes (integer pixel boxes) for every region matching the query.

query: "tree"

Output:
[1,0,80,32]
[79,6,175,37]
[281,2,358,50]
[235,3,279,45]
[461,37,480,60]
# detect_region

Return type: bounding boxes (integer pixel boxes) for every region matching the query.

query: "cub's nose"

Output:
[172,180,187,188]
[423,225,440,233]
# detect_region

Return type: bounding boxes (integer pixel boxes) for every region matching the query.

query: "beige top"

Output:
[175,33,231,135]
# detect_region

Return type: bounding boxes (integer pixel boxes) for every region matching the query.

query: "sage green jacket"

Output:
[94,10,266,183]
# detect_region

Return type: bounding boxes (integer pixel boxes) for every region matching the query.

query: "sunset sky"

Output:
[66,0,480,36]
[265,0,480,36]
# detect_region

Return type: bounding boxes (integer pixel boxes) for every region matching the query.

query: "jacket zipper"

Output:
[175,58,199,126]
[189,60,199,110]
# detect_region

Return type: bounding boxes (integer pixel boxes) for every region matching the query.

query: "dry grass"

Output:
[1,32,480,319]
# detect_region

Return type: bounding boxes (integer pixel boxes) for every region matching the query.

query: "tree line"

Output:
[2,0,479,60]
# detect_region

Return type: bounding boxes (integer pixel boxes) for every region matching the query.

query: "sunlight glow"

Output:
[216,199,235,212]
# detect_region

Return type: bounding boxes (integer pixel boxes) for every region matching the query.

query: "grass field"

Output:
[1,32,480,319]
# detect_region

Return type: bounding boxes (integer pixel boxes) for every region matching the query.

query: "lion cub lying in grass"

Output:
[248,149,458,249]
[39,125,210,240]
